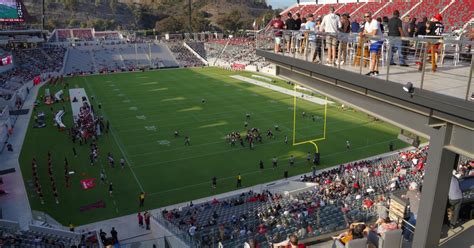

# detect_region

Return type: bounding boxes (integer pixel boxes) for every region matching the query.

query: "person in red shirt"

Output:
[137,212,143,228]
[266,14,285,53]
[286,235,306,248]
[363,198,374,209]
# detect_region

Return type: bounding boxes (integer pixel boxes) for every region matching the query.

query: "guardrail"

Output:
[256,29,474,101]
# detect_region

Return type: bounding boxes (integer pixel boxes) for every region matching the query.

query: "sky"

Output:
[267,0,297,9]
[267,0,321,9]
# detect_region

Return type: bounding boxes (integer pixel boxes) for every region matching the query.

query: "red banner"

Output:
[231,63,246,70]
[80,178,96,190]
[0,55,12,66]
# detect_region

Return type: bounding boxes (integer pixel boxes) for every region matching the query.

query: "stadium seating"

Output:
[160,147,429,247]
[439,0,474,29]
[408,0,450,23]
[64,47,95,74]
[336,3,364,18]
[281,0,471,30]
[351,2,386,22]
[63,43,179,74]
[57,30,72,42]
[377,1,416,19]
[166,41,205,67]
[94,31,121,40]
[72,29,94,41]
[0,220,89,247]
[314,4,343,17]
[186,41,207,59]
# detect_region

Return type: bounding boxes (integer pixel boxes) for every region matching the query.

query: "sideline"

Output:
[230,75,334,105]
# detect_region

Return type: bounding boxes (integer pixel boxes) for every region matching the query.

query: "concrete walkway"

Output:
[0,81,40,229]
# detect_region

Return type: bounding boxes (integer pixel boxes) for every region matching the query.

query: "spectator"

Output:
[448,172,462,227]
[267,14,285,53]
[339,13,351,65]
[320,7,341,66]
[361,12,383,76]
[285,12,296,52]
[388,10,408,66]
[351,19,360,33]
[415,16,428,36]
[426,13,444,72]
[110,227,118,243]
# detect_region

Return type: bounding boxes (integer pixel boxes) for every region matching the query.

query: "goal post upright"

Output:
[292,84,328,154]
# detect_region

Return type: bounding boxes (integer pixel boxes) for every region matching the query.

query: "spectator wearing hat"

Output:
[426,13,444,72]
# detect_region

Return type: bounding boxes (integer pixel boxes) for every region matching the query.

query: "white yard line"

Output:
[230,75,334,105]
[82,77,145,193]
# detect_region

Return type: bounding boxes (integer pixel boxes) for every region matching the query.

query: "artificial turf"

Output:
[19,67,408,225]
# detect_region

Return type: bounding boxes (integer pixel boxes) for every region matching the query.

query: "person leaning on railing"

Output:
[265,14,285,53]
[361,12,384,76]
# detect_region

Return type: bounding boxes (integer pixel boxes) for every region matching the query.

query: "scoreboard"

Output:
[0,0,24,22]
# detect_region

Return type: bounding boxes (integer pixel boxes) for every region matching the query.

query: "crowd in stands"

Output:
[51,29,119,42]
[185,41,207,59]
[161,146,472,247]
[0,226,97,247]
[0,47,65,101]
[160,147,431,247]
[166,41,205,67]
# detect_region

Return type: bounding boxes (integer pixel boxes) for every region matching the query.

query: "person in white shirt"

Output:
[361,12,383,76]
[448,172,463,227]
[320,7,341,66]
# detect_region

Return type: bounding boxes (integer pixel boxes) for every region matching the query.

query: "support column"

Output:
[413,124,457,248]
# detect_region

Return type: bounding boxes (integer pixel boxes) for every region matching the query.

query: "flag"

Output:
[80,178,96,190]
[33,76,41,85]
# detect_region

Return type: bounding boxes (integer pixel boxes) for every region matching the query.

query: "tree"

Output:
[68,18,79,28]
[156,16,184,33]
[64,0,78,11]
[109,0,118,15]
[191,11,211,32]
[217,10,244,33]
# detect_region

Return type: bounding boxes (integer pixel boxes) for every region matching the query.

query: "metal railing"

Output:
[256,29,474,101]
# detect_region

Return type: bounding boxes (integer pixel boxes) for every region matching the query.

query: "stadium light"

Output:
[403,82,414,94]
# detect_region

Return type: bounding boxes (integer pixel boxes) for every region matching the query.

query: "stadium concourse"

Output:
[0,1,473,248]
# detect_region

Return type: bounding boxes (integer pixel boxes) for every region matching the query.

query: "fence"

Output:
[256,29,474,101]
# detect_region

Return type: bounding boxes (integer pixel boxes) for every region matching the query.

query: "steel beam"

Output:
[413,125,457,247]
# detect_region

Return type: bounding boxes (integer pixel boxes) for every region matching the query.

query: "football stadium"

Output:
[0,0,472,247]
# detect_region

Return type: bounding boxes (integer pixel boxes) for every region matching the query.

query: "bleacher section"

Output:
[440,0,474,29]
[166,42,205,67]
[64,47,95,75]
[64,43,179,74]
[159,148,428,247]
[0,219,96,247]
[408,0,450,23]
[50,29,122,43]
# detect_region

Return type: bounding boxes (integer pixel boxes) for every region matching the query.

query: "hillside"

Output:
[22,0,276,33]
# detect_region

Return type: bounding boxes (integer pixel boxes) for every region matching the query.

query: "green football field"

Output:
[19,67,407,225]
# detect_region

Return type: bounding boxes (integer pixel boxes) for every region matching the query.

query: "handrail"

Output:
[256,28,474,102]
[259,29,474,46]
